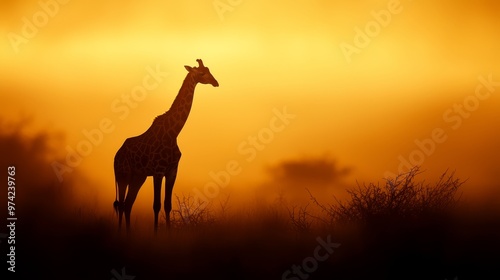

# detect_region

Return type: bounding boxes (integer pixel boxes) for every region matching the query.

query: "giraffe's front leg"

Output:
[164,165,178,230]
[153,175,163,234]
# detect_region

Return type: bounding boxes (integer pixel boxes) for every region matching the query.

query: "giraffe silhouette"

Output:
[113,59,219,232]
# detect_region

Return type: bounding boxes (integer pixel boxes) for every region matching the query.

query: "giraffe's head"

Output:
[184,59,219,87]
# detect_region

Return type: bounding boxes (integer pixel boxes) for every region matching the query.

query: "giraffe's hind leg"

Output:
[124,175,147,232]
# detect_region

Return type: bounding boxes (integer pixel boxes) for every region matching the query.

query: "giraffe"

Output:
[113,59,219,233]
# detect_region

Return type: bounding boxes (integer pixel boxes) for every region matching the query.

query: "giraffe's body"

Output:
[114,133,181,177]
[113,59,218,232]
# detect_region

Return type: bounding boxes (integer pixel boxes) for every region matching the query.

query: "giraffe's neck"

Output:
[165,72,197,136]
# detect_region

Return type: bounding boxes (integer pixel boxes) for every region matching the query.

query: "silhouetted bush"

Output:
[310,167,463,224]
[170,193,216,228]
[287,204,312,232]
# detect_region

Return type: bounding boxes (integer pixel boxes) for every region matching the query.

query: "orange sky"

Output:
[1,0,500,213]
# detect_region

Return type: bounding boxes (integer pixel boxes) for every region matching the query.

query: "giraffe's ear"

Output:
[184,66,193,72]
